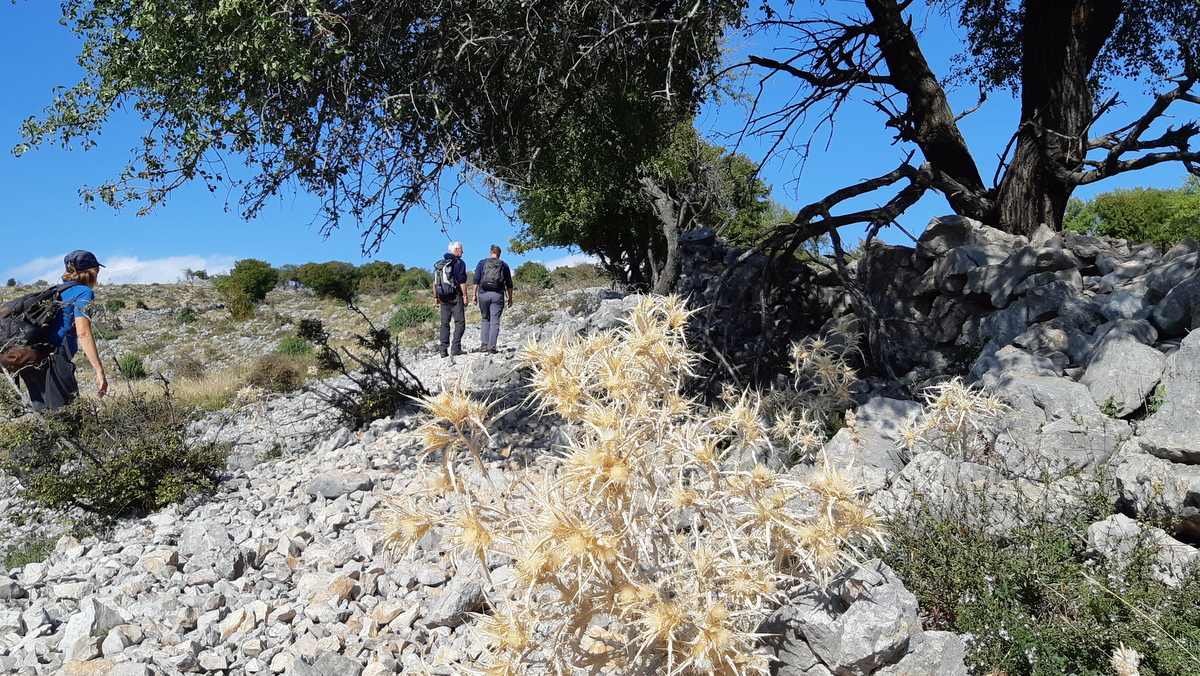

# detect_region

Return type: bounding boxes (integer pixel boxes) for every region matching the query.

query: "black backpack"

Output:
[479,259,504,292]
[433,258,459,301]
[0,282,81,371]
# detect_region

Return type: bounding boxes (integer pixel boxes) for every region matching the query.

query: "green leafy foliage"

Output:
[513,121,780,288]
[246,354,305,393]
[104,298,126,313]
[1064,178,1200,248]
[4,278,16,288]
[214,259,278,319]
[116,354,148,380]
[389,305,437,332]
[3,537,54,570]
[275,335,312,357]
[513,261,553,289]
[881,498,1200,675]
[22,1,740,252]
[0,394,228,517]
[176,306,198,324]
[295,261,359,303]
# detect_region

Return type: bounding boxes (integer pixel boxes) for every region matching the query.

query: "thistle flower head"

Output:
[1110,643,1141,676]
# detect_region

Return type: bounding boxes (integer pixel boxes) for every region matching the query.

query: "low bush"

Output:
[177,306,198,324]
[116,354,148,380]
[513,260,553,289]
[298,315,428,428]
[388,304,437,332]
[104,298,126,313]
[3,536,54,570]
[170,354,206,381]
[1065,177,1200,249]
[246,354,305,393]
[0,393,228,517]
[881,499,1200,674]
[275,335,312,357]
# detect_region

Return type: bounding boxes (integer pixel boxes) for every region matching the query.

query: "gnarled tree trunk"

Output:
[993,0,1122,235]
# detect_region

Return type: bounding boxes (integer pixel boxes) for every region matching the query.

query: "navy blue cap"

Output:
[64,250,104,271]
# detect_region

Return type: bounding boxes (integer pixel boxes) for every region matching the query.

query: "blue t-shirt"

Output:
[54,285,94,355]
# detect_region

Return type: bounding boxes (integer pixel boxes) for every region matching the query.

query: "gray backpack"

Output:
[480,259,504,292]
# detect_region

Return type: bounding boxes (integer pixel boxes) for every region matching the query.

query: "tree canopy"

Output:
[1065,177,1200,247]
[15,0,1200,280]
[16,0,742,254]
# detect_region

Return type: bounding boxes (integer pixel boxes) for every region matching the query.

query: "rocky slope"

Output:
[0,222,1197,675]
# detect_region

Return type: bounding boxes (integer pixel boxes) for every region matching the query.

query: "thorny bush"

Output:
[381,296,881,674]
[298,314,428,429]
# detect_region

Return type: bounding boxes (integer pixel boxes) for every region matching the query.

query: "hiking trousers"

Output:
[439,295,466,354]
[478,290,505,350]
[17,348,78,411]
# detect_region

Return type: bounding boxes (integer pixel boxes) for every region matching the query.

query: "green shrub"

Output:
[5,278,16,288]
[104,298,126,313]
[880,496,1200,674]
[0,394,228,517]
[214,259,278,317]
[116,354,148,380]
[3,536,54,570]
[356,260,418,295]
[295,261,359,302]
[275,335,312,357]
[393,289,415,306]
[1065,177,1200,249]
[389,304,437,332]
[246,354,305,393]
[514,261,553,289]
[397,267,434,290]
[177,306,198,324]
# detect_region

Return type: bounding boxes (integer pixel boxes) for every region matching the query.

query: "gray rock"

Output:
[0,580,27,600]
[914,216,1026,263]
[1087,514,1199,587]
[1024,280,1080,323]
[798,561,920,675]
[178,523,234,561]
[1137,331,1200,464]
[1114,452,1200,540]
[876,631,969,676]
[971,345,1059,386]
[59,599,124,662]
[423,577,485,628]
[1081,333,1166,417]
[1144,251,1199,296]
[803,397,920,494]
[1151,272,1200,337]
[294,653,365,676]
[1098,290,1152,321]
[305,472,374,499]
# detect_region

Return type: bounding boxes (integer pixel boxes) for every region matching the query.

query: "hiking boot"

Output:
[440,347,449,358]
[450,347,464,357]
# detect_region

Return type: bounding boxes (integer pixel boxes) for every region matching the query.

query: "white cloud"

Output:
[541,253,599,270]
[3,254,236,285]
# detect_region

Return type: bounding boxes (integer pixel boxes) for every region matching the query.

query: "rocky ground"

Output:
[0,222,1197,675]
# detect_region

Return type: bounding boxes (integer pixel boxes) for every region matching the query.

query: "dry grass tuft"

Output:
[380,296,882,674]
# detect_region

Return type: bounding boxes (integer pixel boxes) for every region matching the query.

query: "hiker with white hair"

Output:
[432,241,469,357]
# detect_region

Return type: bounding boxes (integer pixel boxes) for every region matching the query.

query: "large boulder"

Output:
[801,397,921,494]
[1080,332,1166,417]
[1114,451,1200,541]
[1137,330,1200,464]
[1087,514,1199,588]
[1150,272,1200,337]
[914,216,1027,263]
[762,560,935,676]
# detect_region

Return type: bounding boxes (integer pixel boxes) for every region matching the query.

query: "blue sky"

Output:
[0,1,1193,283]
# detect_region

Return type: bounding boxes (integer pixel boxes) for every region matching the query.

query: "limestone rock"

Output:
[1087,514,1199,587]
[305,472,374,499]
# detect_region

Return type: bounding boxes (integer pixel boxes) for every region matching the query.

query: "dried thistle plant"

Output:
[897,377,1007,461]
[381,296,882,674]
[1110,643,1142,676]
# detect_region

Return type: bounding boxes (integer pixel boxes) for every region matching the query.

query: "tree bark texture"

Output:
[641,176,684,295]
[994,0,1122,236]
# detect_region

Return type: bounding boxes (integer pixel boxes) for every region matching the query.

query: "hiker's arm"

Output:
[74,316,107,397]
[432,283,440,305]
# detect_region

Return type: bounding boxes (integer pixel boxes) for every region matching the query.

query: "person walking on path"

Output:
[472,245,514,353]
[433,241,469,357]
[17,250,109,410]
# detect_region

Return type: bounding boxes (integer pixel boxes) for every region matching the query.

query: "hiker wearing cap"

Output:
[16,251,108,410]
[432,241,469,357]
[471,245,514,354]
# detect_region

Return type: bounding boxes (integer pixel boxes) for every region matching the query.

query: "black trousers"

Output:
[17,348,79,411]
[439,295,466,353]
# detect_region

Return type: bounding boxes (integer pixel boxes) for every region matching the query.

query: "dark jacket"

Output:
[441,253,468,285]
[474,258,514,292]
